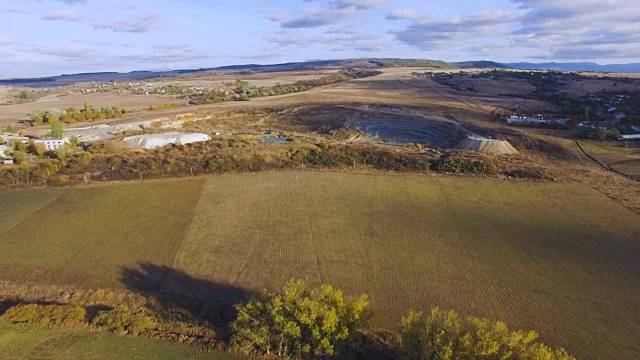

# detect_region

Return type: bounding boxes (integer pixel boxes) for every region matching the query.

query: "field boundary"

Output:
[574,140,639,181]
[169,178,208,271]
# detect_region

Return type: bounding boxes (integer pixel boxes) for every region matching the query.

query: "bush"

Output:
[231,279,368,358]
[400,307,575,360]
[574,125,621,140]
[431,157,496,174]
[92,309,156,335]
[1,304,86,326]
[49,175,70,187]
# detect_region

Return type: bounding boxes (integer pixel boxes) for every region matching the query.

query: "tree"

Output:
[400,307,575,360]
[231,279,368,358]
[50,122,63,138]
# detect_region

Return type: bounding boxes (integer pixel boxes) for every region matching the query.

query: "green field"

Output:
[0,326,244,360]
[0,172,639,359]
[0,178,204,287]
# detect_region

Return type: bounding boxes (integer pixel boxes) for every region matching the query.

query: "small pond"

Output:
[260,136,290,143]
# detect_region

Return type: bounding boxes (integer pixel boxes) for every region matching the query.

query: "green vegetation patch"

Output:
[0,326,243,360]
[0,178,205,287]
[175,172,640,360]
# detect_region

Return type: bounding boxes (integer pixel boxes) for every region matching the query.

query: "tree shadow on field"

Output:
[120,262,257,339]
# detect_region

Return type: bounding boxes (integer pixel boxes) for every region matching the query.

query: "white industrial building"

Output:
[0,144,13,165]
[33,138,70,151]
[506,115,569,126]
[122,133,212,149]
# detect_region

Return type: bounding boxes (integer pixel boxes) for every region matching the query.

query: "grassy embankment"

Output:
[0,326,245,360]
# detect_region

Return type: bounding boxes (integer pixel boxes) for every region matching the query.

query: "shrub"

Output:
[231,279,368,358]
[400,307,575,360]
[1,304,86,326]
[92,309,156,336]
[49,175,70,187]
[431,157,496,174]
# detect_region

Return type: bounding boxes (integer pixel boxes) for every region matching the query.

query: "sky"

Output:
[0,0,639,77]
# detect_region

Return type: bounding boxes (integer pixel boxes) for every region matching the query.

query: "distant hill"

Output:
[0,58,454,87]
[0,70,178,87]
[5,59,640,87]
[368,58,454,69]
[454,61,509,69]
[507,62,640,73]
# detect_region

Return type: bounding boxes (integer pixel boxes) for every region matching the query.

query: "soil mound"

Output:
[455,136,518,155]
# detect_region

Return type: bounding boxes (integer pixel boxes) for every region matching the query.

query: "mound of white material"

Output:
[123,132,211,149]
[455,136,518,155]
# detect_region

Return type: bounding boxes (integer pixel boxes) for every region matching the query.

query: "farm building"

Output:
[506,115,568,126]
[621,134,640,140]
[122,132,212,149]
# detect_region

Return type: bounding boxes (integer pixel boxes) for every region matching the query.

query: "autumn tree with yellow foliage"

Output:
[400,307,575,360]
[231,279,369,358]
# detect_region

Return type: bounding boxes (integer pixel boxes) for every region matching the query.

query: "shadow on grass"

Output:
[120,262,257,338]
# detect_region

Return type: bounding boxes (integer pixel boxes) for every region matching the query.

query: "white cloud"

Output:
[385,9,419,21]
[32,0,88,4]
[41,10,89,21]
[40,8,160,33]
[267,27,385,53]
[103,0,137,10]
[277,0,385,28]
[388,11,521,50]
[0,36,16,45]
[386,0,640,61]
[92,13,159,33]
[281,7,357,28]
[331,0,387,9]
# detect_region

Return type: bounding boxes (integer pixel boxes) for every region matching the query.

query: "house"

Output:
[33,138,70,151]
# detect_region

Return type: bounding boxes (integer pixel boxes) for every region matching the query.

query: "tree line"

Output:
[188,69,382,105]
[30,102,125,126]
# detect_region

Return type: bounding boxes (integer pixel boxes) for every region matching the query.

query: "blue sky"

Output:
[0,0,638,77]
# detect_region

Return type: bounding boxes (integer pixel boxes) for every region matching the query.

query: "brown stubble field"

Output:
[0,172,638,358]
[148,69,340,89]
[174,172,640,360]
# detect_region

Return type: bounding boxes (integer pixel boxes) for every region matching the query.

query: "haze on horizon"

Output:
[0,0,638,77]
